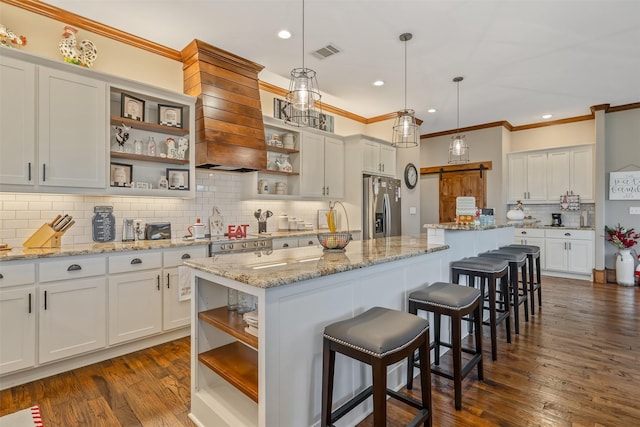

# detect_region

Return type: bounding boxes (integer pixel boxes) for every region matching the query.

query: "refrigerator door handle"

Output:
[383,192,391,237]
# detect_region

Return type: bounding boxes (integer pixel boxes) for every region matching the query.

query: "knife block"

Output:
[23,223,66,248]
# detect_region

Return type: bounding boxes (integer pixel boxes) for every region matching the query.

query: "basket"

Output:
[317,201,351,252]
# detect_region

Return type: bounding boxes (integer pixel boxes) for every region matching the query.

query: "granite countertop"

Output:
[423,223,514,231]
[509,223,596,230]
[0,238,210,261]
[184,234,448,289]
[255,229,362,239]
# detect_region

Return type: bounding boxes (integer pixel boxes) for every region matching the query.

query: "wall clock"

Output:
[404,163,418,189]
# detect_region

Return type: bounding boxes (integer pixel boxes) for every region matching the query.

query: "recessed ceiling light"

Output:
[372,80,384,86]
[427,108,437,113]
[278,30,291,39]
[542,114,553,119]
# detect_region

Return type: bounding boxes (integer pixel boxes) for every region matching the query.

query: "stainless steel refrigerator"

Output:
[363,175,401,239]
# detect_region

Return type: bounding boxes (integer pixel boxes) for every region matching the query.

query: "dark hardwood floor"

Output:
[1,276,639,426]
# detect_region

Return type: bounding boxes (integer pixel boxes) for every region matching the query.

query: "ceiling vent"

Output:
[312,44,341,59]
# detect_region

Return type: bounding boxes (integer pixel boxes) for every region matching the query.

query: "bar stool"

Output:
[321,306,432,427]
[500,244,542,315]
[478,249,529,335]
[406,282,483,410]
[450,257,511,361]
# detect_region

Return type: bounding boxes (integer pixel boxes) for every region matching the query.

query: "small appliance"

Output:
[145,222,172,240]
[551,213,563,227]
[122,219,135,242]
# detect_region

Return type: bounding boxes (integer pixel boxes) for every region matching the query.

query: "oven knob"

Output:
[260,241,266,246]
[253,241,259,248]
[228,243,234,250]
[242,242,248,249]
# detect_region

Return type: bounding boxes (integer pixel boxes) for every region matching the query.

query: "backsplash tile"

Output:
[508,202,595,227]
[1,170,331,247]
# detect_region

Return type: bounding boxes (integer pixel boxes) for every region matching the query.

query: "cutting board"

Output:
[209,206,225,236]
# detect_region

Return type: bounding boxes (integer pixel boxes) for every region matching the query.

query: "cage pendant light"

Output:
[392,33,419,148]
[448,76,469,163]
[284,0,322,128]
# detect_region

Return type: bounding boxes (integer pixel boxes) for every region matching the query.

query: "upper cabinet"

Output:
[300,132,344,198]
[507,145,594,204]
[0,47,195,197]
[362,137,396,177]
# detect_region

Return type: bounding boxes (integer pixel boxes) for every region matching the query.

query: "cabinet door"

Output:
[544,239,567,271]
[39,277,106,363]
[571,147,594,201]
[0,287,36,374]
[300,132,326,197]
[163,267,190,330]
[507,154,527,202]
[38,67,106,188]
[379,143,396,176]
[525,237,546,270]
[108,271,162,344]
[362,139,380,173]
[0,56,36,186]
[526,153,547,201]
[546,151,570,200]
[567,239,593,274]
[323,136,344,198]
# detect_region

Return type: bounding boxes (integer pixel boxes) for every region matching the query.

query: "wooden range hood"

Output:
[181,39,267,171]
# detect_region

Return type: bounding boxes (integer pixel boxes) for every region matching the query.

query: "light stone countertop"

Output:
[252,229,361,239]
[0,238,211,261]
[184,234,448,289]
[423,222,514,231]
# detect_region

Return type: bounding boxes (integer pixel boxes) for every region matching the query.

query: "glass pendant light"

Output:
[448,76,469,163]
[285,0,322,128]
[392,33,419,148]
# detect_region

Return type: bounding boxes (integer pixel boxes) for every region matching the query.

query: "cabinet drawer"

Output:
[545,229,593,240]
[39,256,106,282]
[109,251,162,274]
[298,237,319,247]
[163,245,208,268]
[273,238,298,250]
[0,262,36,287]
[514,228,545,238]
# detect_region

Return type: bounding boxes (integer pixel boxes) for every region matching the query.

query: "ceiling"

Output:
[44,0,640,134]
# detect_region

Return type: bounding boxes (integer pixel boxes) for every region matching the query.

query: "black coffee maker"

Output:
[551,213,563,226]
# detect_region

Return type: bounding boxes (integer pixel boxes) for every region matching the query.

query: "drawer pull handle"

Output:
[564,233,571,236]
[0,273,3,279]
[167,273,170,289]
[44,290,48,310]
[308,240,313,245]
[521,231,527,235]
[28,293,32,314]
[181,254,191,259]
[283,243,289,248]
[157,275,160,291]
[130,258,142,265]
[67,264,82,271]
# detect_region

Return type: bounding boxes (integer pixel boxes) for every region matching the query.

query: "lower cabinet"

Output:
[545,229,594,274]
[513,228,546,269]
[0,285,36,374]
[273,237,299,250]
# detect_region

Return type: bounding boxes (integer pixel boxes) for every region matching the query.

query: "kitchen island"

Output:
[185,228,513,427]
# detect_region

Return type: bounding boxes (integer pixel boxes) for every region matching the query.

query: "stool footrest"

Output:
[427,341,480,357]
[430,353,482,381]
[330,385,373,424]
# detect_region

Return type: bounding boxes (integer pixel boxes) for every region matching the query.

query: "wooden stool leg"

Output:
[487,278,498,360]
[433,312,441,365]
[536,256,542,307]
[372,358,387,427]
[521,263,529,322]
[418,336,433,427]
[406,301,417,390]
[474,301,484,380]
[528,255,536,315]
[321,339,335,427]
[452,312,463,410]
[509,263,520,335]
[501,277,512,344]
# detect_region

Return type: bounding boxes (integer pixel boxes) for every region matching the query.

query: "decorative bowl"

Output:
[317,232,352,252]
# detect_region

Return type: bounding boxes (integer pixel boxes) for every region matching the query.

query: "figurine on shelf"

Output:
[113,124,130,152]
[165,137,177,159]
[177,137,188,160]
[58,26,98,68]
[0,24,27,48]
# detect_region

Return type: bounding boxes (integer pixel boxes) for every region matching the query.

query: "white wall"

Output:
[510,120,595,152]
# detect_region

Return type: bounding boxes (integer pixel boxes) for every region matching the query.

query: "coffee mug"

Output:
[188,224,205,239]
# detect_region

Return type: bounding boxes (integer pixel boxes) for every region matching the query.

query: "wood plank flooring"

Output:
[1,276,639,426]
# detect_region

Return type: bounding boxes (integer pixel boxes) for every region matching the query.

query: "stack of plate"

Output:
[275,182,287,195]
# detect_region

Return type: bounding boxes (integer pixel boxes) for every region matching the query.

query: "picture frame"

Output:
[121,93,145,121]
[158,104,183,128]
[166,168,189,190]
[110,162,133,187]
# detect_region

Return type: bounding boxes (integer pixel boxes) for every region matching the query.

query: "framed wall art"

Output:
[121,93,145,121]
[110,162,132,187]
[158,104,183,128]
[167,168,189,190]
[609,170,640,200]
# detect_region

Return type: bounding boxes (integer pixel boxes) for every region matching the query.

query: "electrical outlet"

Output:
[409,207,417,215]
[630,207,640,215]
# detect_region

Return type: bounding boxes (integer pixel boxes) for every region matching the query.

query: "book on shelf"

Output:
[244,324,259,337]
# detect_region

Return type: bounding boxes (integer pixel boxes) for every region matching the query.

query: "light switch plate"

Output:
[409,207,417,214]
[630,207,640,214]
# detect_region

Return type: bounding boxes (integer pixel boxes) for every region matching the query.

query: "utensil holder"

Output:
[23,223,66,248]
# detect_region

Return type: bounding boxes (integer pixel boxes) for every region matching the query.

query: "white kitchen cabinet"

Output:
[0,262,36,375]
[513,228,546,269]
[570,146,594,202]
[300,131,344,198]
[0,55,36,187]
[273,237,299,250]
[546,146,594,203]
[298,236,319,247]
[108,251,162,345]
[162,246,207,331]
[38,66,106,189]
[362,137,396,176]
[38,256,107,364]
[507,152,547,203]
[544,229,594,275]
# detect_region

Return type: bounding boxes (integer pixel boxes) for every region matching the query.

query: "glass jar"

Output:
[147,137,157,156]
[227,288,239,311]
[133,139,143,155]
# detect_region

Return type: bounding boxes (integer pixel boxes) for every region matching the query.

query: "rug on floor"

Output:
[0,405,43,427]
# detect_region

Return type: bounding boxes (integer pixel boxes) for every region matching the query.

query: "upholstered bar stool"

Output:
[450,257,511,361]
[478,249,529,335]
[500,244,542,315]
[321,307,432,427]
[405,282,483,410]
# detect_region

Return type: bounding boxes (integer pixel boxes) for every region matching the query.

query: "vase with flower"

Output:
[605,223,640,286]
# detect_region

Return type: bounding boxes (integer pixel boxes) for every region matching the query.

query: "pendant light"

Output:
[284,0,322,128]
[448,76,469,163]
[392,33,419,148]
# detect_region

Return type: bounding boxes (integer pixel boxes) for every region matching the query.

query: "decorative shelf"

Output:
[259,169,299,176]
[198,341,258,403]
[110,116,189,136]
[110,151,189,165]
[199,307,258,349]
[265,146,299,155]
